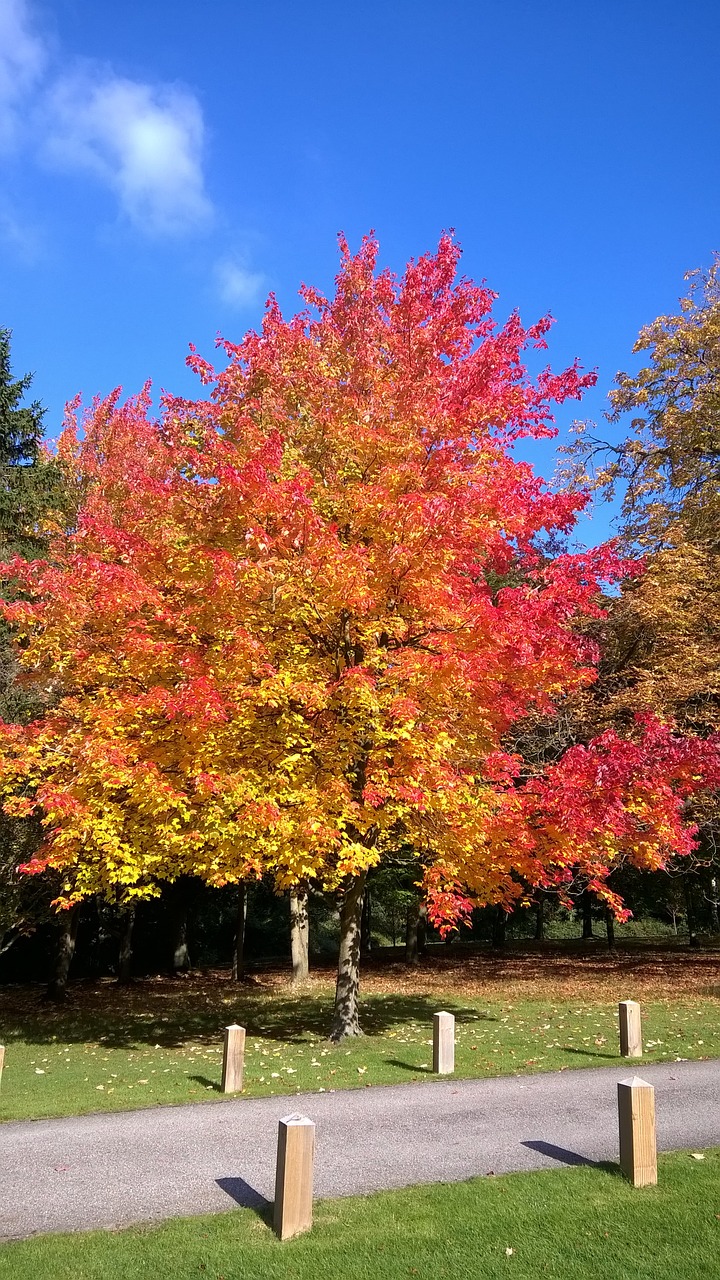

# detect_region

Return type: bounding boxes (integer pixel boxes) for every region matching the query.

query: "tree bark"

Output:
[405,898,420,965]
[360,884,372,956]
[535,895,545,941]
[231,883,247,982]
[709,877,720,934]
[605,907,615,951]
[290,889,309,984]
[168,878,193,972]
[329,871,367,1042]
[581,890,594,939]
[491,905,506,949]
[685,877,700,945]
[46,904,80,1002]
[118,906,135,984]
[417,902,428,956]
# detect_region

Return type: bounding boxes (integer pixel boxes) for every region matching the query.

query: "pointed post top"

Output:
[620,1075,652,1088]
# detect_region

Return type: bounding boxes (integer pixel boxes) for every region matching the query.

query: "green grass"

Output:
[2,1149,719,1279]
[2,979,719,1123]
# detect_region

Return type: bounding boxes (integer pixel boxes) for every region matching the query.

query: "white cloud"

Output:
[42,71,213,236]
[0,0,47,148]
[215,258,266,308]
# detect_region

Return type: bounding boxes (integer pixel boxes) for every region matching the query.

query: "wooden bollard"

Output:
[274,1113,315,1240]
[0,1045,4,1092]
[619,1000,642,1057]
[618,1076,657,1186]
[221,1023,246,1093]
[433,1011,455,1074]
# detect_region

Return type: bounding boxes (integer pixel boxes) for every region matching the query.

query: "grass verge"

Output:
[1,1149,719,1279]
[1,944,719,1123]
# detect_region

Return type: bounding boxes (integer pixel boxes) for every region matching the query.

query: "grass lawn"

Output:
[1,941,719,1123]
[1,1149,720,1279]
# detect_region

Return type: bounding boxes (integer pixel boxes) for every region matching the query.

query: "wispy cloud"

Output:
[0,0,47,149]
[215,257,267,308]
[1,0,213,237]
[42,71,213,236]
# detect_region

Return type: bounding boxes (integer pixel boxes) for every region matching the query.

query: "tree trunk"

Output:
[405,898,420,964]
[605,907,615,951]
[46,904,80,1002]
[535,895,545,941]
[685,877,700,945]
[581,890,594,939]
[118,907,135,984]
[709,877,720,934]
[290,889,309,984]
[360,885,372,956]
[417,903,428,956]
[329,871,367,1042]
[169,879,192,973]
[231,883,247,982]
[491,906,506,949]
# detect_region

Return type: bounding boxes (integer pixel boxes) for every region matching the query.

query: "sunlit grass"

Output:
[2,972,719,1122]
[2,1149,720,1279]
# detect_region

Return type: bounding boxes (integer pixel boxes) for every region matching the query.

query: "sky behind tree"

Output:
[1,0,718,544]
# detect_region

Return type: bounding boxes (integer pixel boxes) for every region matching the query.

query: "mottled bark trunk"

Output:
[46,904,80,1002]
[290,889,309,984]
[405,898,420,965]
[360,885,372,956]
[118,907,135,984]
[581,891,594,939]
[168,878,193,973]
[231,883,247,982]
[535,896,545,941]
[329,871,367,1042]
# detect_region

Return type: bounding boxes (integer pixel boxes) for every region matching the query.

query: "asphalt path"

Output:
[2,1059,720,1240]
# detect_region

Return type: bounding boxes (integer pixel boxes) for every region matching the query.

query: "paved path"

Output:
[2,1059,720,1240]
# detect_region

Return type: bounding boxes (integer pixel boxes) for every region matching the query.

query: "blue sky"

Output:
[1,0,718,545]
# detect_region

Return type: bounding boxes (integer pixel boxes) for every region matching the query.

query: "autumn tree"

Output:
[1,238,718,1036]
[561,258,720,924]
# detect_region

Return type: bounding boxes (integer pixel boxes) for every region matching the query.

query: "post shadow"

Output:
[216,1176,272,1223]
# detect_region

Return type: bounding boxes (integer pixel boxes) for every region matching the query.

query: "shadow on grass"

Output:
[384,1059,434,1075]
[189,1075,222,1092]
[522,1142,624,1179]
[0,984,483,1052]
[562,1047,620,1062]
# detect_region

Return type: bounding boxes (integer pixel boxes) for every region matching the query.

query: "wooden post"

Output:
[221,1023,246,1093]
[274,1113,315,1240]
[618,1000,642,1057]
[0,1045,4,1092]
[433,1011,455,1074]
[617,1076,657,1186]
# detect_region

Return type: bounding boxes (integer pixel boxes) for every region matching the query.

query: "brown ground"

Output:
[2,939,718,1023]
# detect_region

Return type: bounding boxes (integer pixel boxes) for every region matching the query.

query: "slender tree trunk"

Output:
[685,877,699,945]
[535,895,545,941]
[360,885,372,956]
[118,906,135,984]
[491,906,506,949]
[231,883,247,982]
[329,871,367,1042]
[46,904,80,1002]
[581,890,594,939]
[168,878,193,973]
[605,907,615,951]
[709,877,720,934]
[405,898,420,965]
[290,889,309,984]
[417,903,428,957]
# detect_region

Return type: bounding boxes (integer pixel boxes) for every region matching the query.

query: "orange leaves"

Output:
[0,234,714,915]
